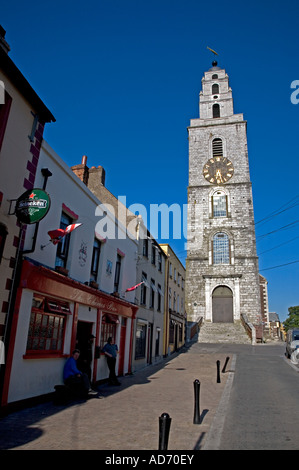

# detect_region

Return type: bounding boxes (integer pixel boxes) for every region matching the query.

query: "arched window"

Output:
[212,74,218,79]
[212,83,219,94]
[213,103,220,118]
[212,138,223,157]
[213,232,230,264]
[212,191,227,217]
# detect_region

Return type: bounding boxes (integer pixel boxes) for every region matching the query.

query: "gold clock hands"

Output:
[215,169,223,183]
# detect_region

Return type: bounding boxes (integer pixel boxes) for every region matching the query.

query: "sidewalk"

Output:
[0,342,235,450]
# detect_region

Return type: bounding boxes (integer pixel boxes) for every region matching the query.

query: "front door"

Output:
[212,286,233,323]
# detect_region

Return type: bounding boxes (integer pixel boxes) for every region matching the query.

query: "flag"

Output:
[125,281,144,292]
[48,223,82,245]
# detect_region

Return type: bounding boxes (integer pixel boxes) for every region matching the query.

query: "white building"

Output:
[132,219,167,371]
[2,141,139,407]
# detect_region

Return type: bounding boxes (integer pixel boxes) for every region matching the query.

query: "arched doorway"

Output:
[212,286,233,323]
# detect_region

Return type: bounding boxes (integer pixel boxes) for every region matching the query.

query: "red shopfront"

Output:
[1,259,138,407]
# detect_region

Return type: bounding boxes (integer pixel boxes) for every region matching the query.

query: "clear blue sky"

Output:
[2,0,299,321]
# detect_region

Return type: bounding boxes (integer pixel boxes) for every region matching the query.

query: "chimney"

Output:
[88,165,106,191]
[71,155,89,185]
[0,26,11,54]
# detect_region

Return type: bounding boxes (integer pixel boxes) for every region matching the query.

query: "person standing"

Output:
[102,337,120,385]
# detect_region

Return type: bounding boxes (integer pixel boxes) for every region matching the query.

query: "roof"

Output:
[0,47,55,123]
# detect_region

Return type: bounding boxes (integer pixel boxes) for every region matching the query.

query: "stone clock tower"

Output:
[185,61,261,335]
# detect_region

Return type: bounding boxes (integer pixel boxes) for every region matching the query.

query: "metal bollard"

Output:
[222,356,230,373]
[159,413,171,450]
[216,360,221,383]
[193,379,201,424]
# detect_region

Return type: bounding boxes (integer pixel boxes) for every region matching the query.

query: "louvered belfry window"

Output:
[212,138,223,157]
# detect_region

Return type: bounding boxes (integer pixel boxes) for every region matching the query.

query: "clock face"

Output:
[203,156,234,184]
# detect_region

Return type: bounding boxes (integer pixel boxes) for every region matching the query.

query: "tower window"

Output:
[213,103,220,118]
[213,233,230,264]
[212,74,218,79]
[212,84,219,94]
[212,191,227,217]
[212,138,223,157]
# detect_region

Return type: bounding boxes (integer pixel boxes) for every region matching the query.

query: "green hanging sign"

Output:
[15,188,51,224]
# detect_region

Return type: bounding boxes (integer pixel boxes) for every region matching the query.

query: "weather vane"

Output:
[207,46,218,56]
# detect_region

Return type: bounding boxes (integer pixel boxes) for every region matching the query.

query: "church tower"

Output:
[185,61,261,334]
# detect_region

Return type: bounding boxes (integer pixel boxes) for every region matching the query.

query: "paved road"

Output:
[0,343,231,451]
[203,342,299,450]
[0,341,297,452]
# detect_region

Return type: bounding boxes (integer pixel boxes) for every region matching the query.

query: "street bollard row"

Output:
[158,357,230,449]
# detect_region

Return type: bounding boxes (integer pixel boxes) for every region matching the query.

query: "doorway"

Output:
[76,321,94,380]
[212,286,233,323]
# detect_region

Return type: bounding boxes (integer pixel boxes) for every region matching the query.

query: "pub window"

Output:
[100,314,117,349]
[213,103,220,118]
[26,295,71,355]
[213,232,230,264]
[55,212,72,268]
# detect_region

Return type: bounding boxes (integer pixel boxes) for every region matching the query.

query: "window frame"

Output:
[55,212,73,268]
[135,323,147,359]
[212,232,230,265]
[213,103,220,118]
[90,238,101,282]
[212,191,228,218]
[25,294,70,358]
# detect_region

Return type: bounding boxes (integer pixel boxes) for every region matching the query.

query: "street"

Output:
[0,341,298,452]
[203,342,299,450]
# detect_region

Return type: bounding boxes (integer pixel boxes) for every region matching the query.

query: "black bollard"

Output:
[193,379,201,424]
[222,356,230,373]
[216,360,221,383]
[159,413,171,450]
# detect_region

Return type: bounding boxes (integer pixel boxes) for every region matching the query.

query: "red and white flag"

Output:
[125,281,144,292]
[48,223,82,245]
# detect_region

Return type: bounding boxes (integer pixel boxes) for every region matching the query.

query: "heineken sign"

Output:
[15,189,51,224]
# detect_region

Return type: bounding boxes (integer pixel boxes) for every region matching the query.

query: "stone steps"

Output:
[197,321,251,344]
